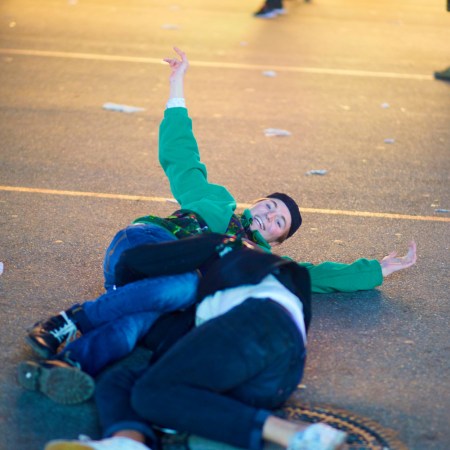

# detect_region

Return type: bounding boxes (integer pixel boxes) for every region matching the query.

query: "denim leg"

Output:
[95,364,156,443]
[60,312,159,376]
[77,223,198,330]
[130,299,305,450]
[103,223,176,291]
[81,271,198,330]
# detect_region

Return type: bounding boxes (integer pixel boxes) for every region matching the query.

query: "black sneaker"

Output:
[26,309,79,358]
[17,358,95,404]
[254,5,278,18]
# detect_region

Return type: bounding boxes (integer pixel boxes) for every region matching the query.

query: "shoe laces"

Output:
[49,311,78,344]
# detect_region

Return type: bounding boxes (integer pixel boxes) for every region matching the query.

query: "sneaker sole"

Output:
[254,13,277,18]
[45,442,94,450]
[25,334,56,359]
[17,361,95,404]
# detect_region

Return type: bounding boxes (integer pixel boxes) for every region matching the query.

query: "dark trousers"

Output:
[266,0,283,9]
[95,298,306,450]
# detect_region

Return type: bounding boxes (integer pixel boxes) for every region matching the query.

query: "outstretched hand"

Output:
[163,46,189,81]
[380,241,417,277]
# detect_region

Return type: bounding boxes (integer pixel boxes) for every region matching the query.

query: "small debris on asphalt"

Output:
[384,138,395,144]
[262,70,277,77]
[103,103,145,113]
[161,24,179,30]
[306,169,328,175]
[264,128,291,137]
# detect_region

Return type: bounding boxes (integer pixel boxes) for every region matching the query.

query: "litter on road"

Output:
[264,128,291,137]
[103,103,146,113]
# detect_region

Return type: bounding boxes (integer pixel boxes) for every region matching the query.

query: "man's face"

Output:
[249,198,292,244]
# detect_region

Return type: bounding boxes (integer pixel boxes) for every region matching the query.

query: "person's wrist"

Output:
[170,73,186,81]
[166,98,186,109]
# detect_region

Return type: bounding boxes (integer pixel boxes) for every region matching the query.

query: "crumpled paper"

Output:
[103,103,145,113]
[264,128,291,137]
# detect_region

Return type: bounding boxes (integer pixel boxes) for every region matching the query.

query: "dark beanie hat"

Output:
[267,192,302,238]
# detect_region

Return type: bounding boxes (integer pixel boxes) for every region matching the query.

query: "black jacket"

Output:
[116,233,312,358]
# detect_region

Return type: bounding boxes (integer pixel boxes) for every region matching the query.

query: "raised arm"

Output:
[163,46,188,100]
[159,48,236,233]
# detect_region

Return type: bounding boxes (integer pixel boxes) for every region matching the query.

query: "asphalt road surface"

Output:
[0,0,449,449]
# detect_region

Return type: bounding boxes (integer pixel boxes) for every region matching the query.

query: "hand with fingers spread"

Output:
[163,46,189,100]
[163,46,189,81]
[380,241,417,277]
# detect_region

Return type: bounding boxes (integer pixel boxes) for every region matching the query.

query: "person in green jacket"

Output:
[18,47,416,405]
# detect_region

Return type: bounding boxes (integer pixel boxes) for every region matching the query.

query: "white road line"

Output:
[1,185,449,223]
[0,48,434,81]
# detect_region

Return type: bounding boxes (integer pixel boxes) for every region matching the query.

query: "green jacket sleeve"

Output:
[159,107,236,233]
[298,258,383,294]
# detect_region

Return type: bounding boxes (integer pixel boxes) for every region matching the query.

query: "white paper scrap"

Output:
[103,103,145,113]
[306,169,328,176]
[161,24,179,30]
[264,128,291,137]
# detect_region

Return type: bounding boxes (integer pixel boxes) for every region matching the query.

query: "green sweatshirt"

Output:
[158,107,236,234]
[141,107,383,294]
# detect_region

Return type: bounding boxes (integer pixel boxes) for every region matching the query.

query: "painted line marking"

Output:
[1,185,449,223]
[0,48,433,81]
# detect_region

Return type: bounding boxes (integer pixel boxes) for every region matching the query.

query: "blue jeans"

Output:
[95,299,306,450]
[60,224,199,376]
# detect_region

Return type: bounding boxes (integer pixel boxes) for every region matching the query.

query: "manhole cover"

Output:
[162,401,408,450]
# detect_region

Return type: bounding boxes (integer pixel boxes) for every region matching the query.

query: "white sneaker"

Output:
[44,436,151,450]
[288,423,347,450]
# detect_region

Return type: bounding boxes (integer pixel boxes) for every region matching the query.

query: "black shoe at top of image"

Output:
[253,4,278,18]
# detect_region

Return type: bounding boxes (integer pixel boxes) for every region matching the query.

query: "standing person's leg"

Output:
[254,0,278,18]
[273,0,285,13]
[131,299,305,449]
